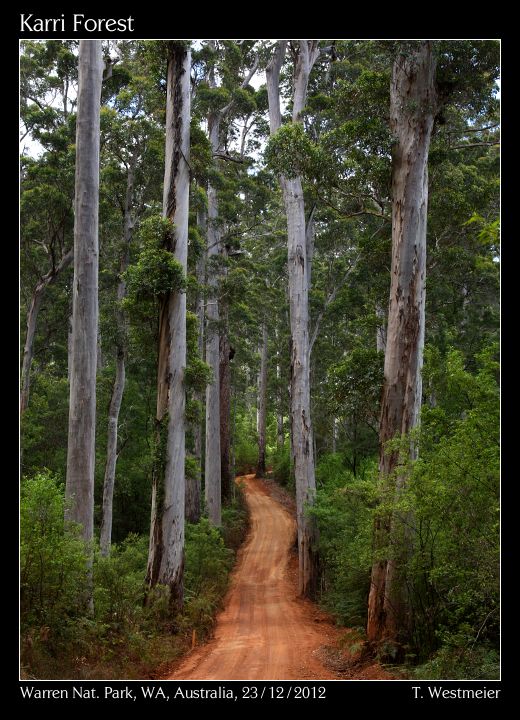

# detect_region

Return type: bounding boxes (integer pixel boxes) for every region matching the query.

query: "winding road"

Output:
[168,474,340,680]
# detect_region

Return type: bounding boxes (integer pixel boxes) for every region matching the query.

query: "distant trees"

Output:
[20,41,78,414]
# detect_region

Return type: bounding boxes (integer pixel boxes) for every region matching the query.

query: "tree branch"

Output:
[449,123,499,135]
[309,255,360,357]
[266,41,288,134]
[451,141,500,150]
[212,152,246,164]
[241,53,259,89]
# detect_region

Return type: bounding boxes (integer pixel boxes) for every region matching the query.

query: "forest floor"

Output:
[166,474,395,681]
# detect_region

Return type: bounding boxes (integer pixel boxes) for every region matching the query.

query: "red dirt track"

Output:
[169,474,341,680]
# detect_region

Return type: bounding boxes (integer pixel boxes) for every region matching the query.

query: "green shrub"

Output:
[221,489,249,551]
[179,519,233,637]
[404,345,499,663]
[271,444,293,488]
[234,434,257,474]
[20,471,89,638]
[93,534,148,630]
[184,518,233,597]
[21,476,249,679]
[412,641,499,680]
[310,454,376,627]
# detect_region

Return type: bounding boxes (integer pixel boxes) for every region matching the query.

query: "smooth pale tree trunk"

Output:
[146,43,190,611]
[267,40,321,599]
[204,110,222,526]
[96,328,103,372]
[186,207,206,524]
[65,41,103,571]
[277,413,284,447]
[367,42,437,648]
[99,159,135,556]
[230,380,237,486]
[332,417,338,453]
[219,305,232,501]
[276,375,284,447]
[275,336,284,447]
[375,303,387,353]
[256,322,268,477]
[20,248,73,414]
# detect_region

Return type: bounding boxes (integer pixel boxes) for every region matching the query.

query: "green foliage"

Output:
[185,518,233,594]
[94,535,148,629]
[20,472,89,635]
[412,639,499,680]
[21,478,249,679]
[310,455,376,626]
[233,409,258,473]
[265,122,318,179]
[271,444,293,488]
[404,345,499,664]
[125,216,186,305]
[185,356,213,393]
[195,83,232,115]
[221,489,249,551]
[190,121,213,184]
[21,375,69,476]
[180,519,233,636]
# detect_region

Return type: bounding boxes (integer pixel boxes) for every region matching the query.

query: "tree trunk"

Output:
[256,322,268,477]
[20,249,73,413]
[146,43,190,612]
[186,207,206,524]
[367,42,437,648]
[282,174,320,598]
[99,349,125,554]
[99,159,135,556]
[267,40,320,599]
[65,41,103,570]
[96,327,103,373]
[204,108,222,526]
[375,303,387,353]
[219,306,232,501]
[67,311,73,385]
[275,339,284,447]
[332,416,338,453]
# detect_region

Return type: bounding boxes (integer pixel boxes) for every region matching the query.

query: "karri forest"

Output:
[20,39,500,681]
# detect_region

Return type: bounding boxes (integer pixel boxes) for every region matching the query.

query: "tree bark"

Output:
[20,248,73,414]
[219,304,232,501]
[256,322,268,477]
[65,41,103,567]
[99,158,135,556]
[276,355,284,447]
[146,43,190,612]
[367,42,437,648]
[204,97,222,525]
[375,302,387,353]
[332,416,338,454]
[267,40,320,599]
[186,207,206,524]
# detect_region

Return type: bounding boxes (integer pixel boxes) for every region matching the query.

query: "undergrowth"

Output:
[20,471,249,679]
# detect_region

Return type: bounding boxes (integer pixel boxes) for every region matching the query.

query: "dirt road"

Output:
[168,474,341,680]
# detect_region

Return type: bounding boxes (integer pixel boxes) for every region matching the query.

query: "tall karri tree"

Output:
[146,41,191,610]
[367,41,437,648]
[65,41,104,563]
[266,40,323,598]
